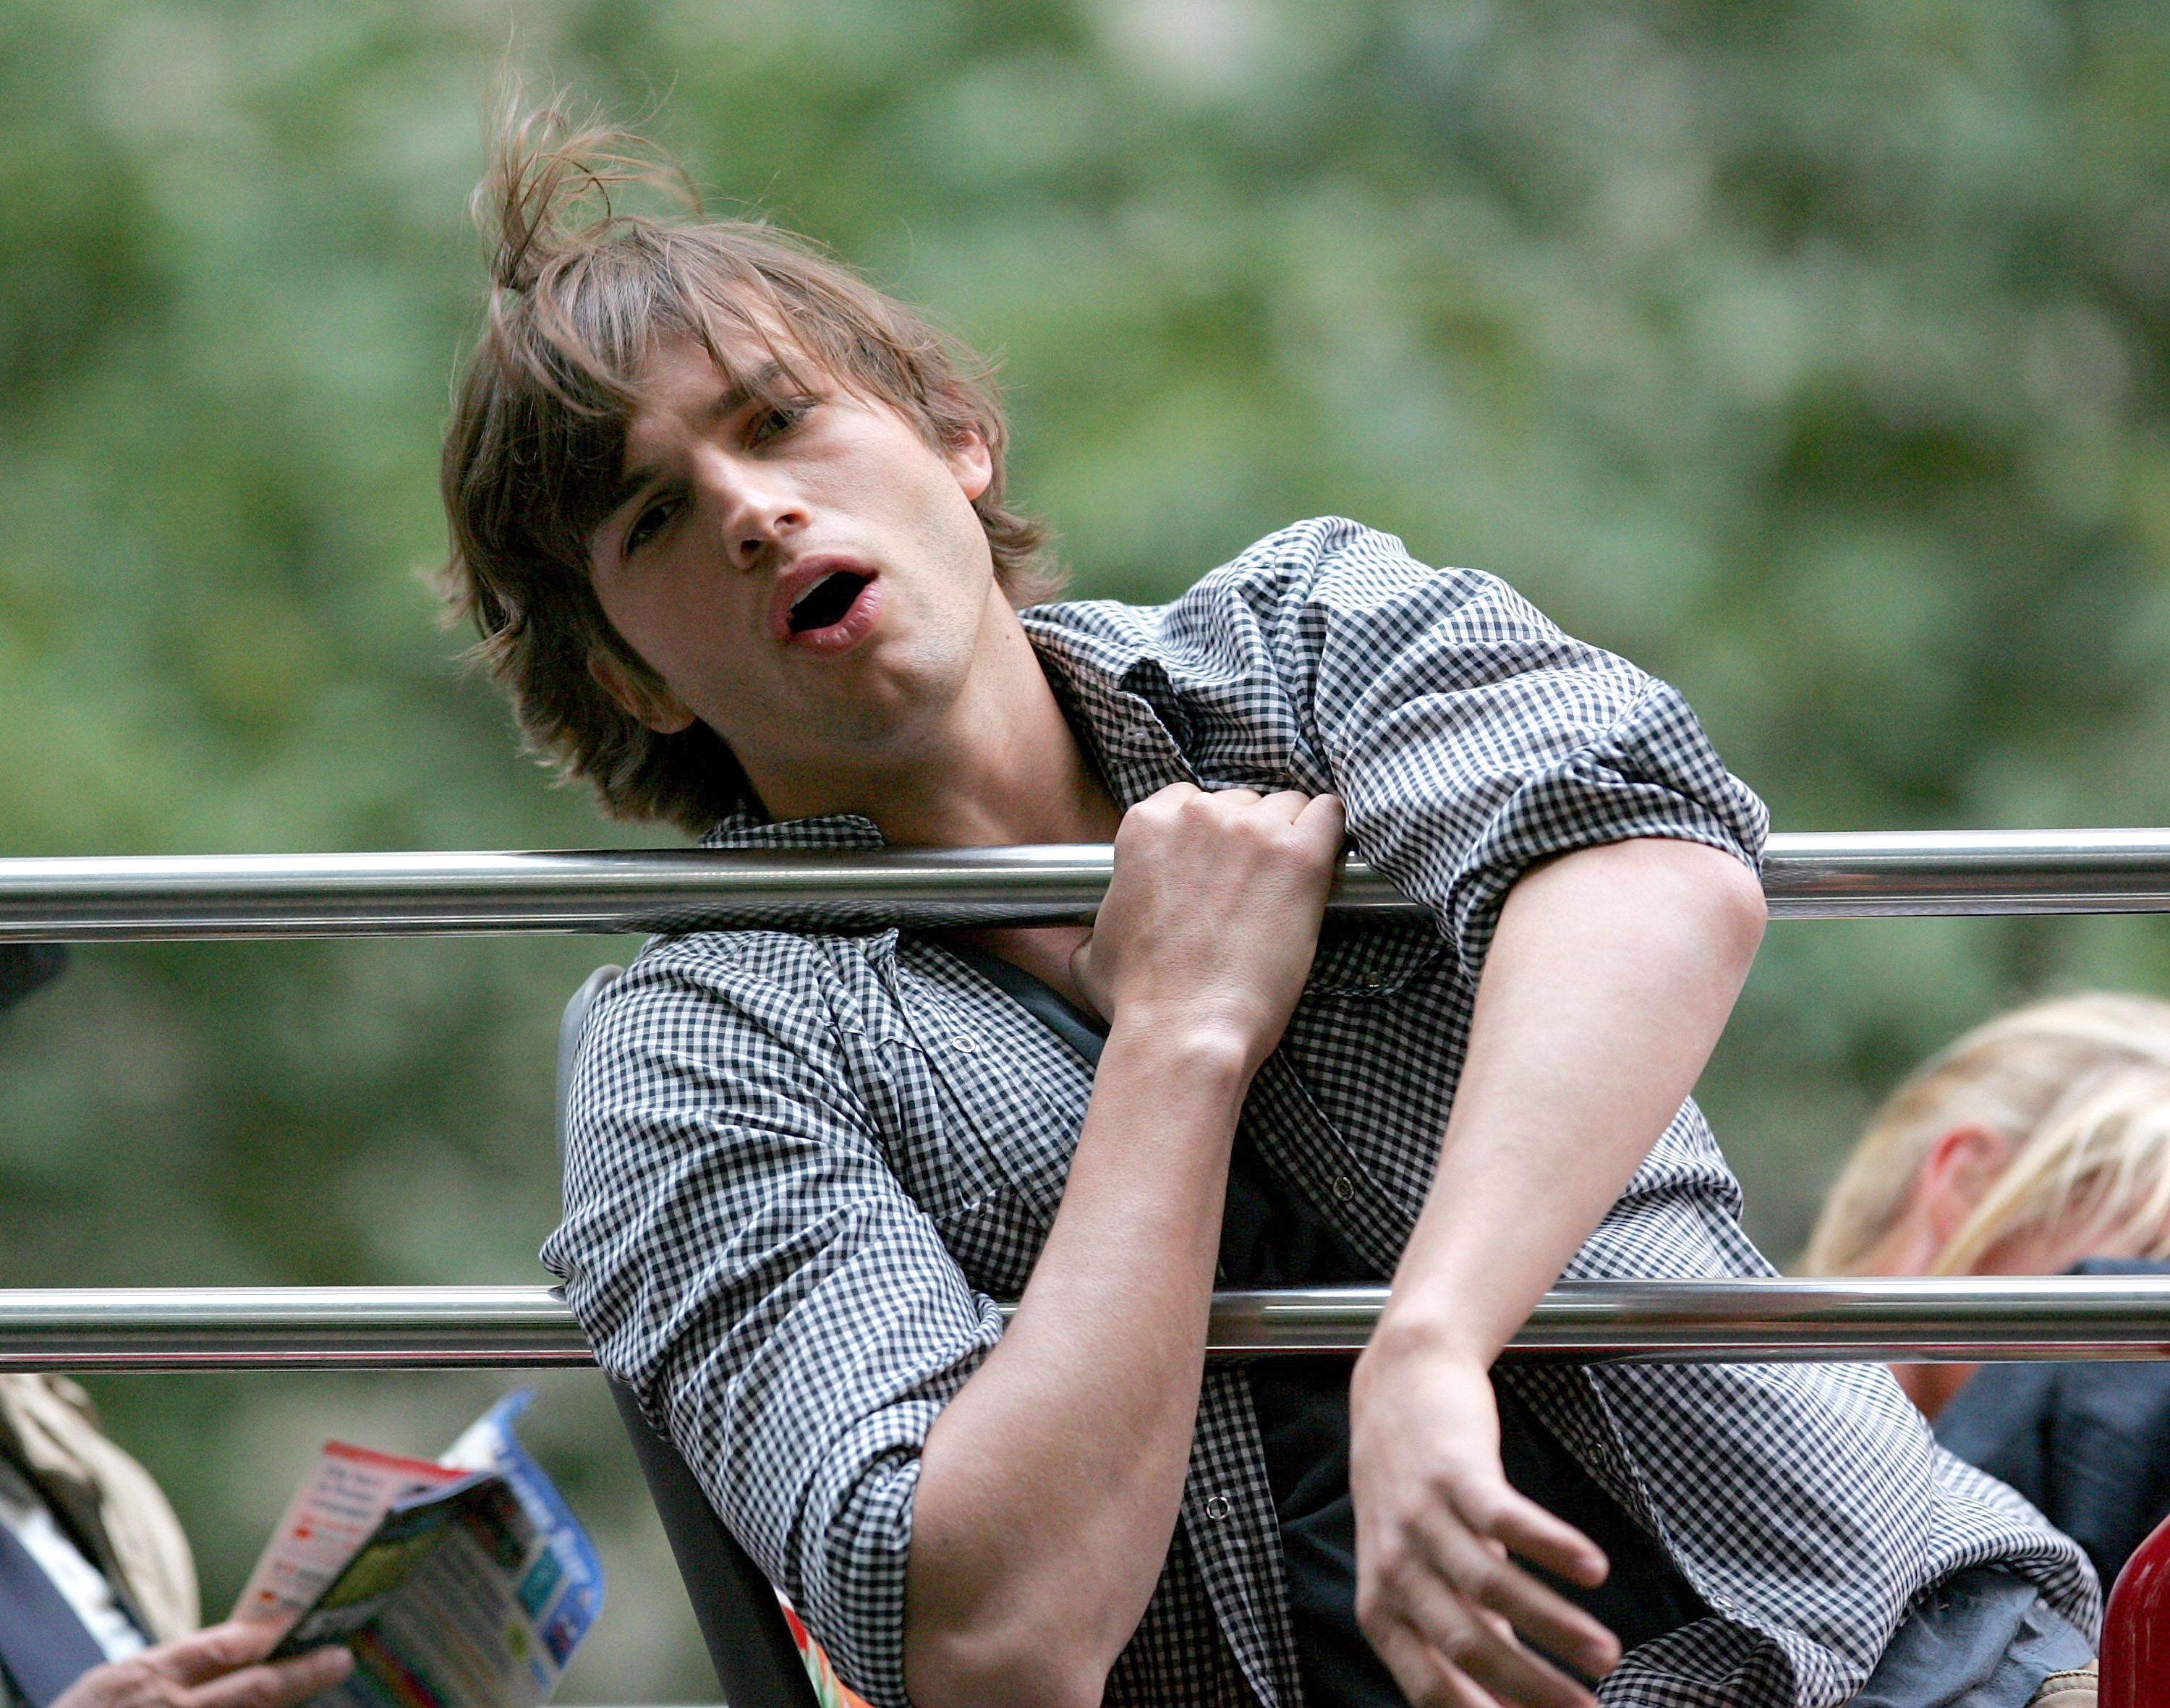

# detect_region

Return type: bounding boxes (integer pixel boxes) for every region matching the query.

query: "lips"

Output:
[768,555,882,654]
[788,569,872,634]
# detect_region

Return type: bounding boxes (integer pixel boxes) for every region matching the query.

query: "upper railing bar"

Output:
[7,830,2170,940]
[7,1279,2170,1372]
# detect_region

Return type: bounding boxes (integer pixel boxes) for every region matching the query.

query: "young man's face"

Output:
[584,328,1005,803]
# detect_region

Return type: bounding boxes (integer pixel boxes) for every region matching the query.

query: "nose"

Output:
[698,450,808,572]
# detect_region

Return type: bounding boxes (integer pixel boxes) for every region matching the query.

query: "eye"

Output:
[747,397,812,445]
[622,493,681,557]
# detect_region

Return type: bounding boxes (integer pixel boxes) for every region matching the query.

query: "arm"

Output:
[903,786,1346,1708]
[1348,836,1766,1708]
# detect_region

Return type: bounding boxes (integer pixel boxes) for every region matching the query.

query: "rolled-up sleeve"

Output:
[542,940,1001,1707]
[1153,518,1768,977]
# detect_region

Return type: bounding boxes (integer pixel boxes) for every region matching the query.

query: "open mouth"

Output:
[787,570,872,635]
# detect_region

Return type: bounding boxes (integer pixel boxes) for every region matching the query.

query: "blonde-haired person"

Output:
[1805,992,2170,1601]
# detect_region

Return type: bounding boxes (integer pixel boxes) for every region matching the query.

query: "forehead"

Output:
[614,323,926,476]
[625,327,822,431]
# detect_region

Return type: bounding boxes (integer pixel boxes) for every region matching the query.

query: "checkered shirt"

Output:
[545,518,2098,1708]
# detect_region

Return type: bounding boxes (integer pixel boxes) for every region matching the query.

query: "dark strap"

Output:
[0,1518,110,1708]
[938,939,1106,1066]
[606,1381,818,1708]
[0,947,64,1017]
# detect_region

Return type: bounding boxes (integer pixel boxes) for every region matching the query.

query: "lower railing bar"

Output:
[0,1287,595,1372]
[1221,1277,2170,1362]
[9,830,2170,942]
[4,1280,2169,1372]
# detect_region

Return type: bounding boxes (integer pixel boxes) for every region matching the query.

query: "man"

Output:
[0,948,352,1708]
[447,111,2098,1707]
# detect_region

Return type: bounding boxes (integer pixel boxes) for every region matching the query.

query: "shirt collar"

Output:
[698,806,886,853]
[693,610,1199,849]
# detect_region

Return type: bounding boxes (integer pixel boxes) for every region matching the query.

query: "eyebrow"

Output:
[599,359,798,525]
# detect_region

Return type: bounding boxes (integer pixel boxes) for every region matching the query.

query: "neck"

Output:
[1855,1216,1979,1419]
[1891,1360,1978,1420]
[746,598,1123,849]
[1853,1215,1944,1281]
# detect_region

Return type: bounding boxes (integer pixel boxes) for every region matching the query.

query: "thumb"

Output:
[1068,932,1110,1023]
[1292,792,1348,864]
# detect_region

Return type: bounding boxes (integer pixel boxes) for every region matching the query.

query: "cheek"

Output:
[835,423,984,538]
[1975,1218,2151,1275]
[1974,1229,2065,1275]
[590,578,708,699]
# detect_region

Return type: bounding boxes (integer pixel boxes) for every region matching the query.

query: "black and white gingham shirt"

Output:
[546,519,2096,1708]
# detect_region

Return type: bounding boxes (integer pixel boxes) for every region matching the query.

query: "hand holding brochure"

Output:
[234,1392,603,1708]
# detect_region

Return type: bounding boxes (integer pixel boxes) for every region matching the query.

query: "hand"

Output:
[1071,784,1345,1071]
[52,1622,354,1708]
[1349,1339,1620,1707]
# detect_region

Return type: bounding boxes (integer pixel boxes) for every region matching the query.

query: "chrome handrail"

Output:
[9,829,2170,940]
[0,1287,591,1371]
[8,1280,2170,1371]
[14,834,2170,1372]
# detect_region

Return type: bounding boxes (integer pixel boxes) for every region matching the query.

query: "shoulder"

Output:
[1025,517,1552,685]
[1031,518,1508,636]
[582,927,900,1071]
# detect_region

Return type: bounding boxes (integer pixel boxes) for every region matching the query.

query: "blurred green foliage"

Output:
[4,0,2170,1697]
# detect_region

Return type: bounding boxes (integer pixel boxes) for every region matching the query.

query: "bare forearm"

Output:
[906,783,1345,1706]
[904,1016,1250,1707]
[1375,838,1766,1363]
[1342,840,1765,1704]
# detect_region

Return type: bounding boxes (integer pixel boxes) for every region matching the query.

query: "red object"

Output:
[2103,1508,2170,1705]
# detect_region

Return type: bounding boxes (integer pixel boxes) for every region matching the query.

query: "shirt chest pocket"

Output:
[1299,917,1452,998]
[929,1186,1050,1299]
[854,1020,1088,1288]
[1278,919,1468,1220]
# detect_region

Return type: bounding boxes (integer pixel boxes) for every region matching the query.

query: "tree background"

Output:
[2,0,2169,1697]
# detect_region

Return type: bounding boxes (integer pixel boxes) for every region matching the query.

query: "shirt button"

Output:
[1331,1175,1356,1204]
[1204,1495,1231,1521]
[949,1032,981,1054]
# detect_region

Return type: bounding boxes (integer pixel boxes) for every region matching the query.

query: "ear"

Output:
[1917,1126,2016,1243]
[945,428,994,504]
[587,650,697,735]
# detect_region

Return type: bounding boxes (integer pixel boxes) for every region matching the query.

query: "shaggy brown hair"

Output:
[438,103,1058,833]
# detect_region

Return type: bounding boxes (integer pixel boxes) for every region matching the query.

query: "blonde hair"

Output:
[1801,993,2170,1275]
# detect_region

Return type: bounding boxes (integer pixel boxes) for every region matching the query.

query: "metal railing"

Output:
[10,829,2170,1369]
[5,1278,2170,1371]
[11,829,2170,940]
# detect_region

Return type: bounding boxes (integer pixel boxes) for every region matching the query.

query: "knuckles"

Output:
[1118,787,1332,870]
[68,1663,174,1708]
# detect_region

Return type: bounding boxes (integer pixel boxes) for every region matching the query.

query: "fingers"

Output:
[183,1644,353,1708]
[1369,1620,1503,1708]
[54,1629,350,1708]
[1290,791,1348,862]
[1491,1495,1610,1592]
[1083,782,1348,1046]
[1131,784,1345,875]
[1132,781,1335,821]
[1407,1492,1619,1681]
[1371,1552,1600,1708]
[149,1626,281,1688]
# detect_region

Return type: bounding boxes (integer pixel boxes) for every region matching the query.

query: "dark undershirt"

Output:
[1934,1257,2170,1592]
[940,939,1708,1704]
